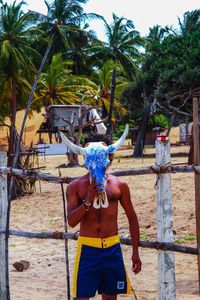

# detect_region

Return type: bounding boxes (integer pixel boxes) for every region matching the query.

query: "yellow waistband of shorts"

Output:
[78,235,120,249]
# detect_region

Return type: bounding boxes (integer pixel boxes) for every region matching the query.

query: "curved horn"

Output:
[60,132,86,155]
[108,124,129,153]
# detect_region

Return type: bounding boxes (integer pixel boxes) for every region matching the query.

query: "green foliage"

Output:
[34,53,81,109]
[34,0,102,74]
[0,0,200,133]
[74,131,87,144]
[120,78,144,125]
[123,10,200,126]
[113,124,130,139]
[0,0,40,119]
[89,13,144,81]
[151,114,169,129]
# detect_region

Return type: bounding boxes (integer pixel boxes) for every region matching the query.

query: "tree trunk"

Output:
[61,118,80,167]
[8,79,17,167]
[5,77,18,300]
[166,114,176,137]
[133,103,150,157]
[107,67,116,137]
[8,78,19,200]
[11,42,51,173]
[188,127,194,165]
[8,42,51,199]
[6,42,52,300]
[65,126,79,166]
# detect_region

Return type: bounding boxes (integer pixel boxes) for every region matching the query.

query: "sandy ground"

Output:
[6,143,199,300]
[0,111,197,299]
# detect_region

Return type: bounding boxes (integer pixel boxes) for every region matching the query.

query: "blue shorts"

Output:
[73,235,132,298]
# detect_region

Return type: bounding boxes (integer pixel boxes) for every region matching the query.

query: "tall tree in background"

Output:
[0,0,40,164]
[69,60,127,118]
[179,9,200,34]
[153,10,200,117]
[33,0,101,68]
[89,13,143,133]
[132,25,170,156]
[123,10,200,157]
[34,53,81,109]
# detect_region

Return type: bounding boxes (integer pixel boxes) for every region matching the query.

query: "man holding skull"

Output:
[61,125,141,300]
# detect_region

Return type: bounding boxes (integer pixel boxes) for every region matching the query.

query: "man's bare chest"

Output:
[78,181,121,203]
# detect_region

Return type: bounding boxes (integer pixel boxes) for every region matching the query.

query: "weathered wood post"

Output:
[193,97,200,293]
[156,139,176,300]
[59,169,71,300]
[0,152,8,300]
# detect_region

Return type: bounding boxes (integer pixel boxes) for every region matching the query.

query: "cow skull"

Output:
[60,124,129,208]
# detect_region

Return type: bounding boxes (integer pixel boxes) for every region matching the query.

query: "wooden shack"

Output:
[37,105,87,143]
[47,105,87,128]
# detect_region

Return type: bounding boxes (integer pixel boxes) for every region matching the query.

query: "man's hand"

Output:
[86,177,103,204]
[132,253,142,274]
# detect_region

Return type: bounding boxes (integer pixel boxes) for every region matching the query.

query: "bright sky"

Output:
[6,0,200,38]
[84,0,200,38]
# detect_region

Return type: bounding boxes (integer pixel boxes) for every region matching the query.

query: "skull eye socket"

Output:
[109,153,114,163]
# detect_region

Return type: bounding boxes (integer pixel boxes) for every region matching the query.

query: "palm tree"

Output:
[0,0,40,162]
[82,61,127,117]
[145,25,171,54]
[33,0,102,65]
[89,13,143,132]
[34,53,81,109]
[34,56,127,119]
[0,1,41,298]
[178,9,200,35]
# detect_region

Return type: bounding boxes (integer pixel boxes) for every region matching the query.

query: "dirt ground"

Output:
[7,142,199,300]
[0,110,197,299]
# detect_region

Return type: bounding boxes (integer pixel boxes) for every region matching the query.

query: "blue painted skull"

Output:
[60,124,129,191]
[84,142,110,189]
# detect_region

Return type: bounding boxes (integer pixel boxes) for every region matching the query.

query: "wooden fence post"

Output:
[193,97,200,293]
[156,140,176,300]
[0,151,8,300]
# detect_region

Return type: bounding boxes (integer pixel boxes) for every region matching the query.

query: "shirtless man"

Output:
[61,126,141,299]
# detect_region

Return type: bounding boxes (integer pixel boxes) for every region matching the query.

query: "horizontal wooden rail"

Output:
[0,229,197,255]
[115,152,189,159]
[0,165,200,184]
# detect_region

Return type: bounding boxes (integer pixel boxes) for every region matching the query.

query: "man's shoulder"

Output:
[107,174,128,187]
[68,174,89,188]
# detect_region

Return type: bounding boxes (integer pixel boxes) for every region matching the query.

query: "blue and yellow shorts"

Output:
[73,235,132,298]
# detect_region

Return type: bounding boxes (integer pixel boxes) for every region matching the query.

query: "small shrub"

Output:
[151,114,169,129]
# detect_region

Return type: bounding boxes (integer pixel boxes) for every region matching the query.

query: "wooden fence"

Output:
[0,138,199,300]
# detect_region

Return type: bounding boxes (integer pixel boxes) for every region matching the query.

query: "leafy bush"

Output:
[113,124,130,139]
[151,114,169,129]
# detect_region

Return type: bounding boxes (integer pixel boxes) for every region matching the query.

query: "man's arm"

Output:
[119,180,142,274]
[66,179,102,228]
[66,182,88,228]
